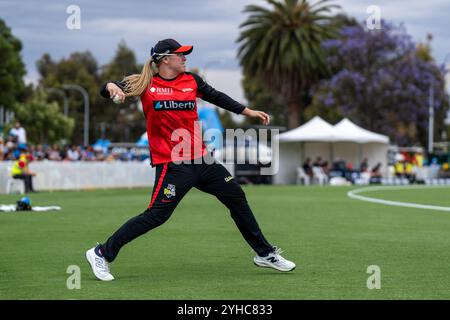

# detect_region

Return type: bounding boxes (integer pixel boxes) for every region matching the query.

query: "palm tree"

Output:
[237,0,339,128]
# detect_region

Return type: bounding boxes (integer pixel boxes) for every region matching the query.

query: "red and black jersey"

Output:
[101,72,245,166]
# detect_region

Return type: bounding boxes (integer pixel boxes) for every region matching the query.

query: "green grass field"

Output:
[1,185,450,300]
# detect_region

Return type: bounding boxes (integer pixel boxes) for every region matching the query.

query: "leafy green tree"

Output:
[98,40,145,142]
[237,0,339,128]
[100,40,141,81]
[36,41,145,144]
[241,74,286,127]
[0,18,26,110]
[36,51,100,144]
[308,21,449,146]
[12,89,74,144]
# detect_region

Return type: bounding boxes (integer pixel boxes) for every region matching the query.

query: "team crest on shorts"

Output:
[164,184,176,198]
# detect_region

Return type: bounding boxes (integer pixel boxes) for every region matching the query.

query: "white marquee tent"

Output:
[277,116,336,142]
[273,116,390,184]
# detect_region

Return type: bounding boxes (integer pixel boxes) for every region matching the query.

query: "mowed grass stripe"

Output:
[1,186,450,299]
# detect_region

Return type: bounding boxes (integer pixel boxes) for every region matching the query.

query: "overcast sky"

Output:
[1,0,450,104]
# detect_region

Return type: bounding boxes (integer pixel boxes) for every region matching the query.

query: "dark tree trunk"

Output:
[287,98,301,129]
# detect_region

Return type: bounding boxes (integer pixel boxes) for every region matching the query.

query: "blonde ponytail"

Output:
[121,59,156,97]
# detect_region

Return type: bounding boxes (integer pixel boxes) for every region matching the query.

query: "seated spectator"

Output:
[82,145,96,161]
[95,149,106,161]
[105,153,116,162]
[10,150,37,193]
[67,145,81,161]
[330,157,346,178]
[394,160,405,178]
[321,160,329,176]
[60,145,69,161]
[12,145,22,159]
[47,144,62,161]
[33,144,46,161]
[360,158,369,173]
[3,138,15,160]
[0,137,4,161]
[404,161,415,183]
[369,162,382,184]
[312,156,323,167]
[302,158,313,178]
[345,162,358,183]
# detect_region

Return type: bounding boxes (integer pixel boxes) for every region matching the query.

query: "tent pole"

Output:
[300,142,304,164]
[330,142,334,164]
[359,144,362,168]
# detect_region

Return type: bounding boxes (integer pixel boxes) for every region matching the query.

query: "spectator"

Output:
[359,158,369,173]
[82,145,96,161]
[47,144,62,161]
[405,161,415,183]
[95,149,106,161]
[321,160,329,176]
[67,145,81,161]
[370,162,382,184]
[330,157,346,178]
[60,145,69,161]
[302,158,313,178]
[394,160,405,178]
[33,144,46,161]
[10,150,36,193]
[105,152,116,162]
[413,151,424,168]
[312,156,323,167]
[9,121,27,147]
[0,137,4,161]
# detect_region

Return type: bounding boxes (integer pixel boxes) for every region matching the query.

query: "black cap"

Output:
[150,39,193,62]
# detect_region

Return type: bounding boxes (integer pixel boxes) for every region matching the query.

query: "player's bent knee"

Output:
[141,207,172,227]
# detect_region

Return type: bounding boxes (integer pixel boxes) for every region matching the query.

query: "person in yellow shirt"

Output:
[10,151,36,193]
[394,161,405,177]
[413,152,424,168]
[405,161,415,182]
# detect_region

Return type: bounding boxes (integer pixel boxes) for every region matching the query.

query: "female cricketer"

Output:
[86,39,295,281]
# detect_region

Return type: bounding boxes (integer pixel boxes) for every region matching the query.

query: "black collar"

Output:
[155,73,182,81]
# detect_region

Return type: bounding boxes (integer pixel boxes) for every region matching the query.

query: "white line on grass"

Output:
[347,185,450,212]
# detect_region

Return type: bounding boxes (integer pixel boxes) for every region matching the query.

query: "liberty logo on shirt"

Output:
[153,100,196,111]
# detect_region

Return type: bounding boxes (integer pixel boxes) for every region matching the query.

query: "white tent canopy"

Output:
[273,116,390,184]
[278,116,389,143]
[333,118,389,143]
[278,116,336,142]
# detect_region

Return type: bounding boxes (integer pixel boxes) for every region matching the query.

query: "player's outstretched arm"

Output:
[241,107,271,126]
[99,81,126,103]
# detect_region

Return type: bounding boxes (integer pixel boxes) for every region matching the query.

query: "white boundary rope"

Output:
[347,185,450,212]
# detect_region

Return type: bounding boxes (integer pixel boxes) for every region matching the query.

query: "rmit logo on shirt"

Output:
[150,87,173,95]
[153,100,196,111]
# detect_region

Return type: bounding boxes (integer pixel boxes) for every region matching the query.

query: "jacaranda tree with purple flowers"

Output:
[308,21,449,146]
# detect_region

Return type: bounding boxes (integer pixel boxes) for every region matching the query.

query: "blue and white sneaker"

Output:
[86,244,114,281]
[254,247,296,272]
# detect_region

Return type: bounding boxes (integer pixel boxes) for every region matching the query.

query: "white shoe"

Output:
[254,247,296,272]
[85,245,114,281]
